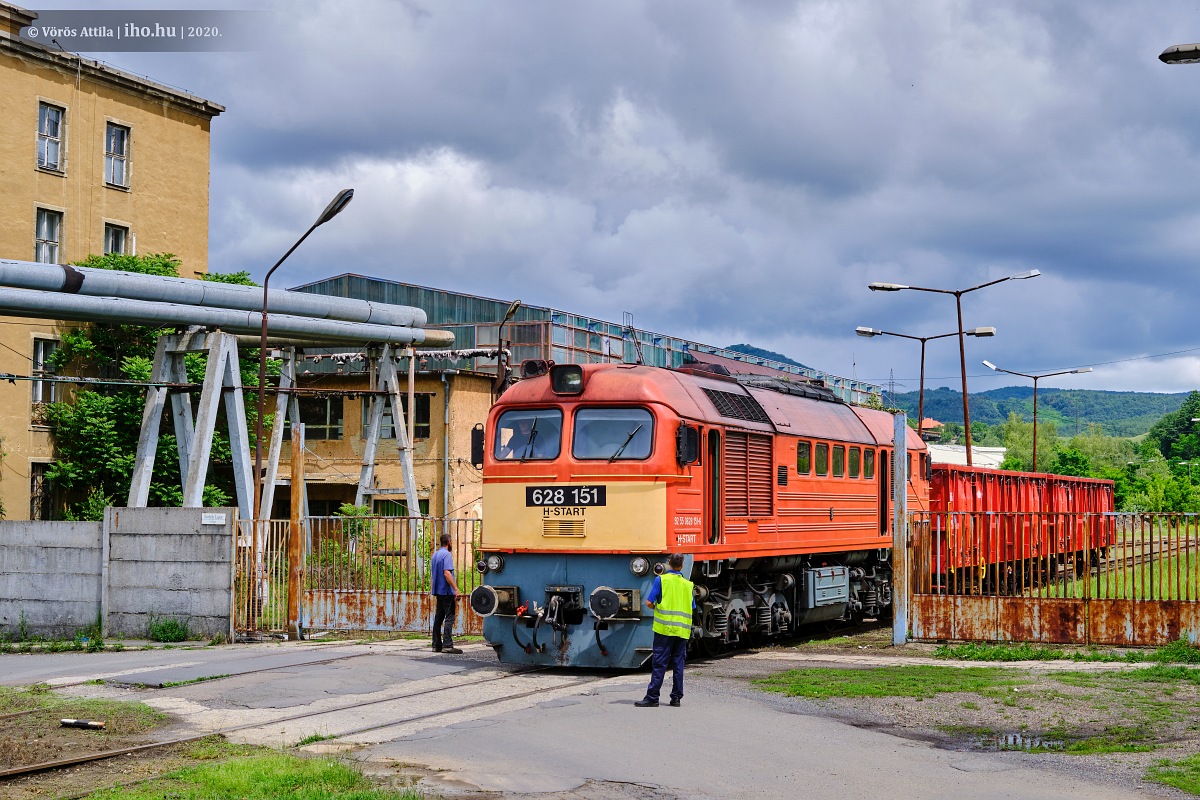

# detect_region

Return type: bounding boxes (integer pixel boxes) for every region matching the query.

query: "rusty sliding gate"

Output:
[907,512,1200,646]
[234,517,483,637]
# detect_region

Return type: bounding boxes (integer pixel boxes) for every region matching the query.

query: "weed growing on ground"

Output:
[147,615,191,643]
[1151,753,1200,793]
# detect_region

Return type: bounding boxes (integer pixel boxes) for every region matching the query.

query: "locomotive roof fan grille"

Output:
[702,388,771,424]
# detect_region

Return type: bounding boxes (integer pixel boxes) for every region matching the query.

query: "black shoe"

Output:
[432,647,442,652]
[442,647,463,654]
[634,698,659,707]
[669,698,681,707]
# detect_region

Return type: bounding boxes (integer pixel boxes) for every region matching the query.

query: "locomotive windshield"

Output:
[495,408,562,460]
[573,407,653,461]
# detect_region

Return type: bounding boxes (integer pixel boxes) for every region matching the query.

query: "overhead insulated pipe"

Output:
[0,288,455,347]
[0,259,427,328]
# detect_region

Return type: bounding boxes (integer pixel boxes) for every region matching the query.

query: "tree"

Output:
[41,253,262,519]
[999,412,1060,473]
[1147,391,1200,462]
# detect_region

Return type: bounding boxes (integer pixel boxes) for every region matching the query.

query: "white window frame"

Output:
[35,208,62,264]
[104,223,128,255]
[32,338,58,404]
[104,122,129,187]
[38,102,64,171]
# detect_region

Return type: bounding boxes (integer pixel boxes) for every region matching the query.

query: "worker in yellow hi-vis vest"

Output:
[635,553,694,708]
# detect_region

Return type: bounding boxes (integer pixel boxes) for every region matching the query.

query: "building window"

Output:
[38,103,63,171]
[373,498,429,517]
[361,394,431,440]
[104,224,128,255]
[30,463,54,520]
[286,396,343,441]
[105,123,129,187]
[35,209,62,263]
[32,338,58,405]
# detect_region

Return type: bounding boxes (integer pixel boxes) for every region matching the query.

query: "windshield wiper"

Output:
[608,424,643,463]
[519,417,540,461]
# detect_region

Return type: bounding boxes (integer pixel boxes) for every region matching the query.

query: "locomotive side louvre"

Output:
[473,363,925,667]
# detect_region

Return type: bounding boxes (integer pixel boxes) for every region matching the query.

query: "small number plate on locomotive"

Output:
[526,485,606,507]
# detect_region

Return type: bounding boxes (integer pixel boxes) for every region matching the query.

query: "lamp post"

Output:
[868,270,1040,465]
[254,188,354,520]
[981,360,1092,472]
[856,326,996,442]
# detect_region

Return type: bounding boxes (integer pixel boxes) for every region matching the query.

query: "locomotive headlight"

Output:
[629,556,651,576]
[485,554,505,573]
[475,560,488,574]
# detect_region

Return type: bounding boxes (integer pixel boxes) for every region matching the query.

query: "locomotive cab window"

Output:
[495,408,562,460]
[796,441,811,474]
[815,443,829,476]
[864,449,875,480]
[573,407,653,460]
[833,445,845,477]
[849,447,861,478]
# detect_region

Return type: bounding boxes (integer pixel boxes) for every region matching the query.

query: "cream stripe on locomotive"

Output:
[481,480,667,551]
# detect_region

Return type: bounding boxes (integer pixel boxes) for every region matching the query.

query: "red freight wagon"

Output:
[928,464,1115,587]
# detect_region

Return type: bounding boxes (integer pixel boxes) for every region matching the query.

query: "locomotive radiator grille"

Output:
[542,519,586,538]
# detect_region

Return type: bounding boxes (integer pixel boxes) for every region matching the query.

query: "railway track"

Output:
[0,660,613,782]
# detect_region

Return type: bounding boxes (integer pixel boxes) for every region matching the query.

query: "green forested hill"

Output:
[890,386,1188,438]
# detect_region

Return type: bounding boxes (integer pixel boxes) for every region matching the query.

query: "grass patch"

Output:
[1064,725,1157,755]
[296,733,338,747]
[754,666,1022,700]
[80,752,422,799]
[0,684,164,732]
[162,674,232,688]
[1149,753,1200,793]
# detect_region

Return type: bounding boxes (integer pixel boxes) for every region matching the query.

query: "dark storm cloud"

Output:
[32,0,1200,391]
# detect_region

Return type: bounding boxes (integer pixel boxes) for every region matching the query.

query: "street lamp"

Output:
[255,188,354,520]
[868,269,1040,465]
[856,326,996,443]
[1160,43,1200,64]
[981,360,1092,472]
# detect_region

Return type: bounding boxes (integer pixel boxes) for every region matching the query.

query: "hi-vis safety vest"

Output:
[652,572,694,639]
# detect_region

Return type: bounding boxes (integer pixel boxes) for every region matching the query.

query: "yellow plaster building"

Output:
[0,2,222,518]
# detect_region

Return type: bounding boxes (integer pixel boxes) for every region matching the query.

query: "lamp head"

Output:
[868,282,908,292]
[316,188,354,226]
[856,326,882,337]
[1011,269,1040,280]
[1071,367,1093,374]
[982,360,998,371]
[501,300,522,324]
[1161,43,1200,64]
[965,327,996,337]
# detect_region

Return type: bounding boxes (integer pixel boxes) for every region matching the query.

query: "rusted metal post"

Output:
[287,424,305,641]
[892,411,909,646]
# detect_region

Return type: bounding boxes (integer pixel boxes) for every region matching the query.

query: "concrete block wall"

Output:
[0,521,103,637]
[104,507,235,640]
[0,509,235,640]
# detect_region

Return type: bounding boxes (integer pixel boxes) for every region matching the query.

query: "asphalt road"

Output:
[0,639,1182,799]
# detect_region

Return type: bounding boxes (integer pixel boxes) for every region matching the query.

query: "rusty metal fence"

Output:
[909,512,1200,646]
[234,517,483,637]
[234,519,291,634]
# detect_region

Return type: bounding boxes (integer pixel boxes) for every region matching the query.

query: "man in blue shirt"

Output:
[635,553,694,708]
[430,532,462,654]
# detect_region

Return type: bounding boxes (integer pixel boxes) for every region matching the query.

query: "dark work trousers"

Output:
[644,632,687,702]
[432,593,456,651]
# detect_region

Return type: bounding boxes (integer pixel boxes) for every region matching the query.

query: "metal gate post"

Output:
[287,424,305,641]
[892,411,909,646]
